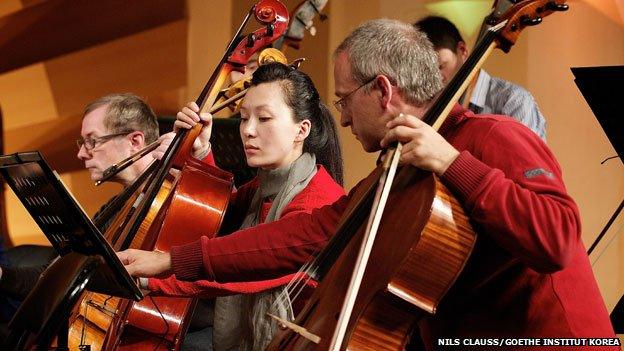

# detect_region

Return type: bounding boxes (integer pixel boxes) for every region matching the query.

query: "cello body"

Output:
[267,167,476,350]
[68,158,233,351]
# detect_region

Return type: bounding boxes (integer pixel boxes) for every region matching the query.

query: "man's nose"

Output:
[77,145,91,160]
[340,113,351,127]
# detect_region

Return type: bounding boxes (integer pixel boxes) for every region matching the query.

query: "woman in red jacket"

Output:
[135,62,344,351]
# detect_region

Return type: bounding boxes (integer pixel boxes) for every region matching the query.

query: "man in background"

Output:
[416,15,547,140]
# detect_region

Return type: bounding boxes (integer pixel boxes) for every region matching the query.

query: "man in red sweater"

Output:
[119,19,618,349]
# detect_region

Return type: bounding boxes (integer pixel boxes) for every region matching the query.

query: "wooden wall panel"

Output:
[0,64,59,131]
[0,0,185,75]
[186,0,232,100]
[44,21,187,118]
[0,1,22,17]
[4,113,82,172]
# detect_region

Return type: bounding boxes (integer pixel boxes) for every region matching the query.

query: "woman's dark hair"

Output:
[250,62,344,185]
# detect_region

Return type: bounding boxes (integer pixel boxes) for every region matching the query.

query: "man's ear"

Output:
[128,131,146,151]
[376,75,395,109]
[295,119,311,142]
[456,41,469,62]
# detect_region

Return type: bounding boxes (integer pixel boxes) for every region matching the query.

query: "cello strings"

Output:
[275,254,317,308]
[271,253,322,318]
[280,268,315,316]
[270,260,312,316]
[284,268,318,318]
[149,295,171,351]
[80,299,89,347]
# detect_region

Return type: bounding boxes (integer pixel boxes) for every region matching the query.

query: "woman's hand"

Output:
[176,101,213,159]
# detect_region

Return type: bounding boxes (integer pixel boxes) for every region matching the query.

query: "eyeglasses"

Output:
[333,77,376,112]
[76,131,133,151]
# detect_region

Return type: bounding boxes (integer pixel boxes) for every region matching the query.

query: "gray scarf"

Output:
[213,153,317,351]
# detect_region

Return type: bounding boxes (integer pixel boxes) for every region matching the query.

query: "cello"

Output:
[65,1,290,350]
[267,1,568,349]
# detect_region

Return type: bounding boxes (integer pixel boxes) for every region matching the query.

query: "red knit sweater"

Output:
[170,105,616,349]
[148,166,344,296]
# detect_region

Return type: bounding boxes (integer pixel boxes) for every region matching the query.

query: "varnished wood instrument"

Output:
[65,2,290,350]
[267,1,569,349]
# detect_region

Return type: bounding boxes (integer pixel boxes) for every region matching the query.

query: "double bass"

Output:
[66,1,290,350]
[267,0,569,349]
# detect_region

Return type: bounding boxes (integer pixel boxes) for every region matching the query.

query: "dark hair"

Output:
[84,93,159,144]
[250,62,344,185]
[414,16,464,52]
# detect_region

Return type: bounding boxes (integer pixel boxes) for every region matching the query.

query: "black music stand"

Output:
[4,253,101,351]
[0,151,143,350]
[572,65,624,333]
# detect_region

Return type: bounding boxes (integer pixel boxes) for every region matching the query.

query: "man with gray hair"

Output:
[119,19,617,348]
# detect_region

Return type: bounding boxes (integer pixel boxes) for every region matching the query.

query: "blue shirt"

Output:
[469,69,547,140]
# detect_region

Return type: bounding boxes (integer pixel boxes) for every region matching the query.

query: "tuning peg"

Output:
[266,23,274,37]
[520,16,542,26]
[546,2,569,11]
[289,58,306,70]
[246,33,256,48]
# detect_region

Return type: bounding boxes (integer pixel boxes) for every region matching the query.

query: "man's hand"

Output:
[117,249,173,278]
[380,113,460,176]
[176,102,213,159]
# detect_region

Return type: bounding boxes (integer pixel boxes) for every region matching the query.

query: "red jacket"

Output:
[170,105,616,348]
[149,165,344,296]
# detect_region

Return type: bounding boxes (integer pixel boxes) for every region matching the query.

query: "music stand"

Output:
[0,151,143,349]
[572,65,624,333]
[4,253,101,351]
